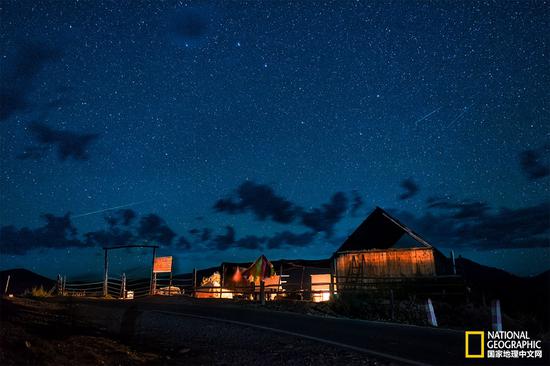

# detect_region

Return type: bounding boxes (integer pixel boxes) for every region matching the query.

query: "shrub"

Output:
[23,285,54,298]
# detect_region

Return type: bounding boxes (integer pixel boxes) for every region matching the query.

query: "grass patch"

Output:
[23,286,54,298]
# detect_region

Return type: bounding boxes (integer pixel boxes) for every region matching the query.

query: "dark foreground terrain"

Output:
[0,297,390,366]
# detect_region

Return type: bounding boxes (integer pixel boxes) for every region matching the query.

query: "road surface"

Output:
[57,296,549,366]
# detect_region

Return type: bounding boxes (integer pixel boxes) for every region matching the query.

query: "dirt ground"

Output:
[0,297,391,366]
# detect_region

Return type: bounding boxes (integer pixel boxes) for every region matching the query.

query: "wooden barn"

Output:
[334,207,452,293]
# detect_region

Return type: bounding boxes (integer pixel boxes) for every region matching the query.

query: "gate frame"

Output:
[102,245,159,297]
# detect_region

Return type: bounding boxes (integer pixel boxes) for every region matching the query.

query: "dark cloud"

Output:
[267,231,316,249]
[0,42,62,122]
[205,226,314,251]
[210,226,236,251]
[235,235,267,250]
[176,236,192,250]
[188,227,212,242]
[188,228,200,236]
[393,201,550,250]
[301,192,348,237]
[120,209,137,226]
[427,198,490,219]
[24,122,100,161]
[104,209,137,227]
[398,178,420,200]
[519,145,549,180]
[168,6,217,50]
[0,213,88,255]
[214,181,299,224]
[350,190,363,216]
[86,212,177,248]
[206,226,266,251]
[138,214,177,246]
[201,228,212,242]
[171,9,209,39]
[84,227,134,248]
[214,182,351,236]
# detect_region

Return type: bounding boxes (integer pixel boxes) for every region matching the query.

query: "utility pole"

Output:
[149,246,157,295]
[193,268,197,295]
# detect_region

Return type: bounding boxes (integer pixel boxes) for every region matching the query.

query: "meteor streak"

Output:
[72,200,150,218]
[414,107,442,127]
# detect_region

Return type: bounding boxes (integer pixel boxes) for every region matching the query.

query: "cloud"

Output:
[0,42,62,122]
[205,226,316,251]
[188,228,200,236]
[426,198,490,219]
[210,226,236,251]
[214,181,299,224]
[84,227,135,248]
[350,190,363,216]
[398,178,419,200]
[393,201,550,250]
[188,227,212,243]
[0,213,88,255]
[23,122,100,161]
[301,192,348,237]
[104,209,137,227]
[138,214,177,246]
[85,211,177,248]
[176,236,192,250]
[267,231,316,249]
[235,235,267,250]
[201,228,212,242]
[0,211,166,255]
[168,6,217,49]
[207,226,267,251]
[519,145,549,180]
[214,182,351,236]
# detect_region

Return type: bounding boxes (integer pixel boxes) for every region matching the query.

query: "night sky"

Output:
[1,1,548,279]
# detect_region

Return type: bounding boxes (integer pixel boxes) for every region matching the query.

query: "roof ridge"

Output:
[380,211,432,248]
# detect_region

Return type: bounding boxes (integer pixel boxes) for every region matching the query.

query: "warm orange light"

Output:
[311,274,334,302]
[232,266,243,282]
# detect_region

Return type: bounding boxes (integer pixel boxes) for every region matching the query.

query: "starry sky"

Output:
[0,0,548,279]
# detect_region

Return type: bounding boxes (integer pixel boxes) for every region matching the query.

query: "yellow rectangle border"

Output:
[465,331,485,358]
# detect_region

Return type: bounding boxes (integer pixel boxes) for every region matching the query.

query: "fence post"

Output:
[193,268,197,291]
[491,299,502,331]
[329,260,335,298]
[300,266,305,299]
[260,280,265,306]
[4,275,11,295]
[149,246,157,295]
[169,270,173,296]
[120,273,126,299]
[103,248,108,297]
[150,273,157,295]
[426,298,438,327]
[450,250,456,275]
[390,289,395,320]
[62,276,66,295]
[278,264,283,295]
[333,256,338,296]
[219,264,225,299]
[56,274,62,295]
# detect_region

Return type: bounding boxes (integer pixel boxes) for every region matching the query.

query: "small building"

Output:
[334,207,452,292]
[310,273,333,302]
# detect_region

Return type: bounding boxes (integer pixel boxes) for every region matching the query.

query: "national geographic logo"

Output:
[465,331,543,359]
[465,331,484,358]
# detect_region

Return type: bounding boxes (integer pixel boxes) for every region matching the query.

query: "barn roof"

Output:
[336,207,432,253]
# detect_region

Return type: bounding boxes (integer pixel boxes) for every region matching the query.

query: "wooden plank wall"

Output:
[336,248,436,278]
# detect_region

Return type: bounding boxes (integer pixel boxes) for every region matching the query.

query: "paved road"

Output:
[60,297,549,366]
